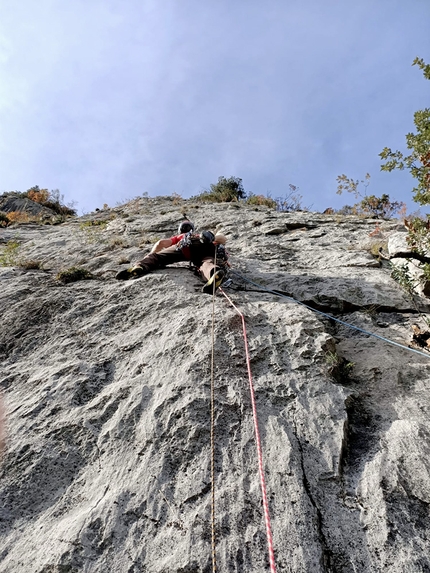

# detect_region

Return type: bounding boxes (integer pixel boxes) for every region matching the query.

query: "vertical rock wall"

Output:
[1,199,430,572]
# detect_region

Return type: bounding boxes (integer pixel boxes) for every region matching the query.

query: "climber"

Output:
[115,222,229,294]
[149,220,195,254]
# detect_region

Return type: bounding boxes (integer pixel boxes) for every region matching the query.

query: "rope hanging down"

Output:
[230,270,430,360]
[210,250,218,573]
[220,288,277,573]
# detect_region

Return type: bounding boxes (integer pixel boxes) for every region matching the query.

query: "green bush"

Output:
[195,176,246,202]
[390,263,417,296]
[359,194,406,219]
[404,215,430,255]
[56,267,95,284]
[194,176,308,211]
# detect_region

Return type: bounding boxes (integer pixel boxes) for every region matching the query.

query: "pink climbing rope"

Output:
[220,288,277,573]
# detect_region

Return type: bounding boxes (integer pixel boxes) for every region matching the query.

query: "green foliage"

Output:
[422,263,430,282]
[390,216,430,299]
[390,262,417,296]
[324,351,354,381]
[195,176,246,202]
[336,173,405,218]
[380,57,430,205]
[79,219,108,230]
[0,239,43,269]
[193,176,307,211]
[55,267,95,284]
[0,239,20,266]
[404,215,430,255]
[359,194,406,219]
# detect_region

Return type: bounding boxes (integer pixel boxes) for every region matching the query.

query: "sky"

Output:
[0,0,429,215]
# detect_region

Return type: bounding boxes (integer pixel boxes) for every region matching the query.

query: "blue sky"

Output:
[0,1,429,214]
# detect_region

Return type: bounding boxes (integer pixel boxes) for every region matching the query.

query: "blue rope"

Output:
[229,270,430,360]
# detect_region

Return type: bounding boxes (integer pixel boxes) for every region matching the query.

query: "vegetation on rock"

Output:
[24,186,77,216]
[0,186,76,226]
[194,176,308,212]
[0,212,10,227]
[55,267,95,284]
[380,57,430,206]
[336,173,406,219]
[194,176,247,203]
[0,239,20,266]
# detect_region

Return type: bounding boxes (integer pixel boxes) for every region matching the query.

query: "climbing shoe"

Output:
[202,269,225,294]
[115,268,131,280]
[115,265,146,280]
[130,265,145,278]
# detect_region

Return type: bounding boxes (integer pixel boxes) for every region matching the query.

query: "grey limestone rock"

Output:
[1,198,430,572]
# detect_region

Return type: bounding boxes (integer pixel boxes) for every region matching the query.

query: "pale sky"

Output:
[0,1,429,214]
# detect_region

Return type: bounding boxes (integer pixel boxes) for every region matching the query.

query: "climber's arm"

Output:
[150,238,174,253]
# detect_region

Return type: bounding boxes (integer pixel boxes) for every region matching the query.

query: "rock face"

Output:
[0,194,55,218]
[1,197,430,572]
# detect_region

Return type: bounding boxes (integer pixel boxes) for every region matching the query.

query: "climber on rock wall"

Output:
[115,220,229,294]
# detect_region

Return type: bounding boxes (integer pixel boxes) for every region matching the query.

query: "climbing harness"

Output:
[228,270,430,360]
[220,288,277,573]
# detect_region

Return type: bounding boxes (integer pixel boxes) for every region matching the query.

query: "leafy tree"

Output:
[380,57,430,205]
[336,173,405,218]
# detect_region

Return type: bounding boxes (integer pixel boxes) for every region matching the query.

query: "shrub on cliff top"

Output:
[194,176,246,202]
[24,186,77,216]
